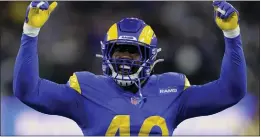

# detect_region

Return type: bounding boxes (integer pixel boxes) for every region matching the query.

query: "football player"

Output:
[13,1,247,136]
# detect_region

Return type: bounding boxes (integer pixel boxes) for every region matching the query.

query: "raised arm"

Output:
[13,1,82,118]
[176,1,247,123]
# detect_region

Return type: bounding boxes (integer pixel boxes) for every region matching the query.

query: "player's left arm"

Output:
[176,1,247,121]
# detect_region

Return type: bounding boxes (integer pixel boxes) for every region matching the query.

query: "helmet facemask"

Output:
[96,39,163,87]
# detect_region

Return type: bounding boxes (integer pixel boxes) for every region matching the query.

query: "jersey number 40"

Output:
[105,115,169,136]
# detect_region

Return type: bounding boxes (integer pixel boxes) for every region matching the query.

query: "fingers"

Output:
[30,1,48,10]
[224,8,235,18]
[214,1,226,18]
[36,1,47,9]
[212,0,225,7]
[213,1,221,7]
[213,1,237,19]
[48,2,58,14]
[29,1,57,14]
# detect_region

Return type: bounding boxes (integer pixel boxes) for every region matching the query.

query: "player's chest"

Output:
[79,85,182,135]
[82,97,178,136]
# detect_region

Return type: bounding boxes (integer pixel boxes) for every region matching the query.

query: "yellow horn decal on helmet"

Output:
[107,23,118,41]
[138,25,154,45]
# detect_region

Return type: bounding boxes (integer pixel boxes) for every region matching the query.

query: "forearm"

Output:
[13,34,40,99]
[219,30,247,100]
[177,31,247,121]
[13,34,79,114]
[11,1,80,116]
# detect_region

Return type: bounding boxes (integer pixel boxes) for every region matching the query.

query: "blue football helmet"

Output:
[96,18,163,87]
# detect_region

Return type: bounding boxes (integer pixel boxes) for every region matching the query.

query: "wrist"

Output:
[23,23,40,37]
[223,26,240,38]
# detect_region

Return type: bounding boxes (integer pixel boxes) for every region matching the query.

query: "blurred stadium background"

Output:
[0,1,260,136]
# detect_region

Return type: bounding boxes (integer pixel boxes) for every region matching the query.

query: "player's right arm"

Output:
[13,1,81,117]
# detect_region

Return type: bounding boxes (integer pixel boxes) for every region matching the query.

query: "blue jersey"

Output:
[13,34,247,135]
[68,71,188,135]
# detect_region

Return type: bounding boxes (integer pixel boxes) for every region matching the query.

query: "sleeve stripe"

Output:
[69,73,82,94]
[183,76,191,90]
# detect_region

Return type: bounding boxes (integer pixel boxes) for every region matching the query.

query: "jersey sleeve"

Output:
[13,34,82,118]
[176,35,247,124]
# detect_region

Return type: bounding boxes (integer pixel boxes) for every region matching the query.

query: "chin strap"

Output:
[134,78,147,108]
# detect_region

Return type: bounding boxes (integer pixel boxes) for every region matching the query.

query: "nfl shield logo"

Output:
[131,97,141,105]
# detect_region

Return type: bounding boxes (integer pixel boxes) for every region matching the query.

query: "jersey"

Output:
[13,34,247,136]
[67,71,189,135]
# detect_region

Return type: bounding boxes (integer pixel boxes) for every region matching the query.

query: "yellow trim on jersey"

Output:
[138,25,154,45]
[107,23,118,41]
[184,76,191,90]
[69,73,82,94]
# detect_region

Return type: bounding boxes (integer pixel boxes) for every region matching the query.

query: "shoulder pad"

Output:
[73,71,99,85]
[68,72,82,94]
[158,72,191,91]
[67,71,106,94]
[184,75,191,90]
[67,71,97,94]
